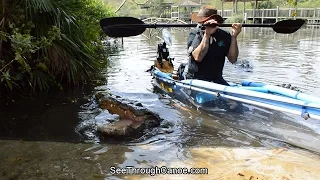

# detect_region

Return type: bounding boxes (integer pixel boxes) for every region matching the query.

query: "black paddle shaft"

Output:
[100,17,307,37]
[104,23,293,28]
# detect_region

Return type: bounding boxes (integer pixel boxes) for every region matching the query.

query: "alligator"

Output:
[276,83,302,92]
[234,60,253,72]
[94,92,164,137]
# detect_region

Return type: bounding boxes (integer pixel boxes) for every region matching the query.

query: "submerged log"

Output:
[95,92,163,137]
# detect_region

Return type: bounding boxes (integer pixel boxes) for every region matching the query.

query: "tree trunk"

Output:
[235,0,238,14]
[221,0,224,18]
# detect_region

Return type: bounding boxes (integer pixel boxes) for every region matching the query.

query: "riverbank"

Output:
[1,140,320,179]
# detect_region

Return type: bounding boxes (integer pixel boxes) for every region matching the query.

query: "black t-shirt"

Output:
[187,28,231,81]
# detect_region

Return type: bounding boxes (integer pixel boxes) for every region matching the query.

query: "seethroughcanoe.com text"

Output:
[109,166,209,176]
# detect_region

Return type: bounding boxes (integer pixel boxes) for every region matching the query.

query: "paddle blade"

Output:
[100,17,146,37]
[162,29,172,47]
[272,19,306,34]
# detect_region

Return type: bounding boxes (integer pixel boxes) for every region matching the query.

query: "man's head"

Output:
[191,5,224,24]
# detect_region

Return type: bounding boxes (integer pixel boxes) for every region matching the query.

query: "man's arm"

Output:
[227,37,239,64]
[191,19,219,62]
[191,35,210,62]
[227,23,242,64]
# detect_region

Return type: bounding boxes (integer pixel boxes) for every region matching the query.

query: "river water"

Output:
[1,27,320,179]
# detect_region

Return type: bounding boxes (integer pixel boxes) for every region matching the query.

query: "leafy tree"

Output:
[115,0,144,17]
[0,0,115,93]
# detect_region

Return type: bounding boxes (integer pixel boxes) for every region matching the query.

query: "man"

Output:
[183,5,242,86]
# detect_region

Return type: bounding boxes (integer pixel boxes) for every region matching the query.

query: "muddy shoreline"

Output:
[1,140,320,180]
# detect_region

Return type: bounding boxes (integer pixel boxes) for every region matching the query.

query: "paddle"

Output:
[100,16,306,38]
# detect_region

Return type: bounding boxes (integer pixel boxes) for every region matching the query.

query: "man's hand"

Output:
[227,23,241,63]
[231,23,242,38]
[203,19,219,37]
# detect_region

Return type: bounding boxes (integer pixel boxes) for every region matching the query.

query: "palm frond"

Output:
[27,0,56,13]
[31,68,55,92]
[1,0,116,92]
[44,33,98,85]
[25,0,76,38]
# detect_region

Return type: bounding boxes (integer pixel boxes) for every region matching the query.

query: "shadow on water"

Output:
[0,85,97,142]
[0,41,119,143]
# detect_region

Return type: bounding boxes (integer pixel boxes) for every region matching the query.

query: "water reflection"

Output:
[0,88,94,142]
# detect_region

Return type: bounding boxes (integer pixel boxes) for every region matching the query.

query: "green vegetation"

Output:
[0,0,115,94]
[107,0,318,19]
[106,0,183,18]
[224,13,245,23]
[107,0,143,17]
[212,0,318,10]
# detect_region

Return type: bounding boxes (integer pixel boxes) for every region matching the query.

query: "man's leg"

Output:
[213,78,246,112]
[214,78,230,86]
